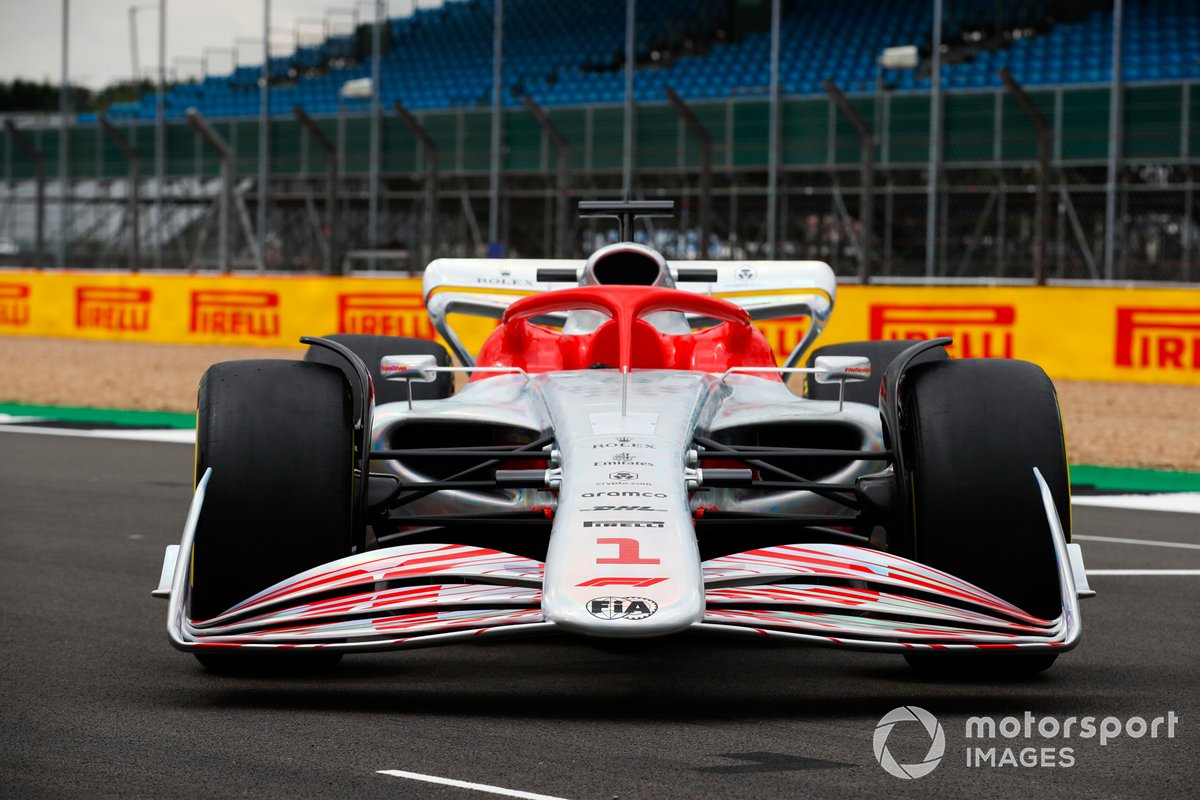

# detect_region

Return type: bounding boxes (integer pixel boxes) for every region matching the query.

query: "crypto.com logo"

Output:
[874,706,946,779]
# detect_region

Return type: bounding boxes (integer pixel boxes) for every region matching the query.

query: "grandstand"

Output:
[0,0,1197,281]
[89,0,1199,123]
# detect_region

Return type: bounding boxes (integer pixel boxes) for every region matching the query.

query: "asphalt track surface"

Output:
[1,431,1197,799]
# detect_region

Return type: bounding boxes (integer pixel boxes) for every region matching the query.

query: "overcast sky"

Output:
[0,0,440,90]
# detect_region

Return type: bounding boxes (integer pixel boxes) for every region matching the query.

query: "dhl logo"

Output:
[869,304,1015,359]
[0,282,30,327]
[1115,307,1200,371]
[75,286,152,331]
[190,290,281,337]
[337,293,435,339]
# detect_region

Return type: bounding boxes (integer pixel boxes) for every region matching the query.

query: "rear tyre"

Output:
[190,359,355,671]
[804,340,947,405]
[305,334,453,406]
[899,359,1070,677]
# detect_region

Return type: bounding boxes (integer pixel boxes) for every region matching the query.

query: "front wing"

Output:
[158,470,1090,656]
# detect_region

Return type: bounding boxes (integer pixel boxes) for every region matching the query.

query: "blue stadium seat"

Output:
[100,0,1197,120]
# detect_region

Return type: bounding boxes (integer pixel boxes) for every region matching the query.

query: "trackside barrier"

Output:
[0,270,1197,386]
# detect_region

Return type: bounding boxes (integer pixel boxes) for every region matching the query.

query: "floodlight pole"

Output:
[622,0,635,198]
[257,0,270,273]
[1103,0,1123,280]
[925,0,943,278]
[766,0,781,259]
[58,0,69,269]
[129,6,139,82]
[152,0,164,270]
[488,0,504,251]
[368,0,382,251]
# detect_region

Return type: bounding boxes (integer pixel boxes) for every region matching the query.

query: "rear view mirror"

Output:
[812,355,871,411]
[380,354,439,383]
[812,355,871,385]
[381,355,439,409]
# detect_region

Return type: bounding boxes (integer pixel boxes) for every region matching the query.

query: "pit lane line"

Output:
[377,770,571,800]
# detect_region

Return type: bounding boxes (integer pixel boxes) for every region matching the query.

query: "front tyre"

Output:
[898,358,1070,677]
[190,360,355,672]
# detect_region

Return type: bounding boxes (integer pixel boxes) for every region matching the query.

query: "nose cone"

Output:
[534,370,712,639]
[541,450,705,639]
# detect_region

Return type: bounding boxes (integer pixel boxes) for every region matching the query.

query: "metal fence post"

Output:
[488,0,503,251]
[766,0,781,259]
[925,0,943,277]
[1103,0,1123,280]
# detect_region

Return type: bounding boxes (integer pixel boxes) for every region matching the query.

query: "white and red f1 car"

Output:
[155,200,1093,676]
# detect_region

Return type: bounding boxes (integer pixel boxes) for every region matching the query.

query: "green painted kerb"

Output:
[0,402,196,429]
[1070,465,1200,493]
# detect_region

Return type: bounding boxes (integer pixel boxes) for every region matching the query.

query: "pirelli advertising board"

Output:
[0,269,1197,386]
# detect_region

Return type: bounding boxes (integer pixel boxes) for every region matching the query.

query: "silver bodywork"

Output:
[156,252,1091,655]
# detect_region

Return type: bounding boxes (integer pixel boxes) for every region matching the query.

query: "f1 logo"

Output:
[576,577,667,588]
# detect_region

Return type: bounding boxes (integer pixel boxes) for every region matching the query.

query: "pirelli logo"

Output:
[75,286,152,331]
[0,282,30,327]
[869,304,1015,359]
[754,319,811,360]
[337,293,435,339]
[1115,307,1200,371]
[190,290,280,337]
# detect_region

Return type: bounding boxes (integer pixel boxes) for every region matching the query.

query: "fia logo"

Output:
[586,597,658,620]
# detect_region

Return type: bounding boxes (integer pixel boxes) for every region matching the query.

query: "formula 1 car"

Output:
[154,200,1093,676]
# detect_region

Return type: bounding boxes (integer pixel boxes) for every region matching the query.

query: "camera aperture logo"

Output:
[874,706,946,779]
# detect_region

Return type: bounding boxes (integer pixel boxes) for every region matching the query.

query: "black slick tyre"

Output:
[304,334,453,406]
[190,359,354,672]
[898,358,1070,677]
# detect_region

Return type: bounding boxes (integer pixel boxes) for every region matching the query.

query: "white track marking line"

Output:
[1074,534,1200,550]
[1072,493,1200,514]
[377,770,571,800]
[0,424,195,444]
[1086,569,1200,576]
[0,414,47,423]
